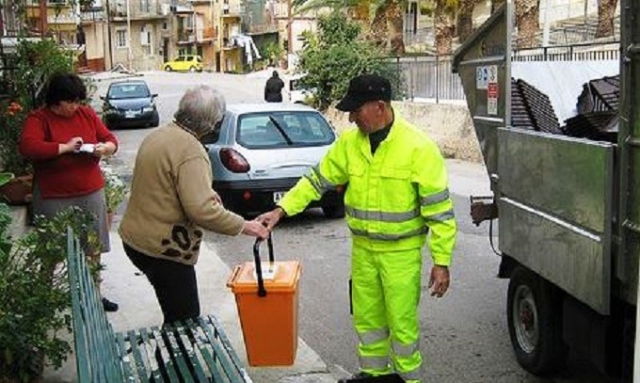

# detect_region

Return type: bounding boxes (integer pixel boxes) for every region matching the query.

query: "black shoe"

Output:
[338,372,373,383]
[102,297,119,312]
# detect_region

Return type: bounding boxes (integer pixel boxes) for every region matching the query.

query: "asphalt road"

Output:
[95,70,621,383]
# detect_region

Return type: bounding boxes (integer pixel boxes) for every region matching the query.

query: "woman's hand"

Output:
[59,137,83,154]
[93,142,117,157]
[241,220,269,239]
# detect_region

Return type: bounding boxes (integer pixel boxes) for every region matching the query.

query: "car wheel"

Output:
[507,266,568,375]
[189,66,196,73]
[322,205,345,219]
[164,66,172,72]
[149,111,160,128]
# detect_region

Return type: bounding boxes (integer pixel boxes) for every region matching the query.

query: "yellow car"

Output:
[162,55,203,72]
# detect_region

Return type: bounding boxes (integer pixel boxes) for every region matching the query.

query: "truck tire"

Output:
[507,266,568,375]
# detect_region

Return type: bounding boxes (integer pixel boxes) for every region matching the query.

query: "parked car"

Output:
[203,103,345,217]
[286,74,316,104]
[162,55,203,72]
[100,80,159,129]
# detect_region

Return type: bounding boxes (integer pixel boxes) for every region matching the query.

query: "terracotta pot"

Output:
[0,174,33,206]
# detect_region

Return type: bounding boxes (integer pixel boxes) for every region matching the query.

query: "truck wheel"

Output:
[507,267,568,375]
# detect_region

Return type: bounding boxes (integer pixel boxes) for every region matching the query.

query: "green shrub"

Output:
[0,205,98,382]
[297,11,404,110]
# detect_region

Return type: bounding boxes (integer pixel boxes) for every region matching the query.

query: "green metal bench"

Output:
[67,228,253,383]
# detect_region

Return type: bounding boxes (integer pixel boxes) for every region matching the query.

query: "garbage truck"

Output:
[452,0,637,379]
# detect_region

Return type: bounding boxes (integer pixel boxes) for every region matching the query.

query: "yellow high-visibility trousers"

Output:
[351,245,423,382]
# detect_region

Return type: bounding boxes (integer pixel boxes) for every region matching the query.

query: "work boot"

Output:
[102,297,119,312]
[337,371,373,383]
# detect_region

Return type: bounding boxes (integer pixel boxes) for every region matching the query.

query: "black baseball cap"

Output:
[335,74,392,112]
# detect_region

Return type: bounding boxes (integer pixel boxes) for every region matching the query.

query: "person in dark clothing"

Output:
[264,70,285,102]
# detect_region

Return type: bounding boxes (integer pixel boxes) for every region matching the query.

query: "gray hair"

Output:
[173,85,226,138]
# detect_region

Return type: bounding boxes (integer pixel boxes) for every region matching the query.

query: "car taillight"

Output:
[220,148,250,173]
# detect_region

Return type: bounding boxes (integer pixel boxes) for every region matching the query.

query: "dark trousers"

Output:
[123,242,200,325]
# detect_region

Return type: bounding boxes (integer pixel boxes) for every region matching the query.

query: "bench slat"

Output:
[174,323,210,382]
[203,315,252,383]
[185,319,226,383]
[115,332,136,381]
[139,327,165,383]
[163,323,200,381]
[128,330,151,381]
[151,326,182,382]
[197,316,251,383]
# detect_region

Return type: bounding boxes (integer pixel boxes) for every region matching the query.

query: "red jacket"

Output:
[20,105,119,199]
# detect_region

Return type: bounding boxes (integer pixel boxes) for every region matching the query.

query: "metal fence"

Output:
[389,42,621,103]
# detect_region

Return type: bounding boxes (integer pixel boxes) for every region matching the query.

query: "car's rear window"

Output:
[108,83,150,99]
[237,111,335,149]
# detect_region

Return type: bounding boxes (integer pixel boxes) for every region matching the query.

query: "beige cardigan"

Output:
[119,123,244,265]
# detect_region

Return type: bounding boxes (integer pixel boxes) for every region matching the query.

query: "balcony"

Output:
[177,27,216,44]
[221,3,242,18]
[245,22,278,35]
[81,6,106,21]
[109,1,168,21]
[47,14,77,25]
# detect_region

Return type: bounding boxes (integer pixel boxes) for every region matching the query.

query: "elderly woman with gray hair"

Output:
[119,85,268,324]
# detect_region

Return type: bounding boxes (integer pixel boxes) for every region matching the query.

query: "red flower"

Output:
[7,102,22,115]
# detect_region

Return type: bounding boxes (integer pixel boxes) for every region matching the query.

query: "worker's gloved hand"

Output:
[429,265,450,298]
[255,207,286,231]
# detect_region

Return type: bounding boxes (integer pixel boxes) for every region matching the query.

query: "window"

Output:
[116,29,127,48]
[237,111,335,149]
[107,83,151,99]
[140,29,151,46]
[139,0,150,12]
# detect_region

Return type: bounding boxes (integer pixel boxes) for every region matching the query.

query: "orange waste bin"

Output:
[227,235,301,366]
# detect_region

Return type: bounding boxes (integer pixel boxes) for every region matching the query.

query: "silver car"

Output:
[203,103,345,218]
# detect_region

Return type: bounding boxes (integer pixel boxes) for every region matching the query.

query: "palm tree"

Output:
[433,0,456,54]
[594,0,618,38]
[385,0,405,54]
[514,0,539,48]
[456,0,478,43]
[293,0,407,55]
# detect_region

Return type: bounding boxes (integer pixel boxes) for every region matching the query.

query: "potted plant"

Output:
[101,163,127,227]
[0,205,98,383]
[0,38,74,205]
[0,101,32,205]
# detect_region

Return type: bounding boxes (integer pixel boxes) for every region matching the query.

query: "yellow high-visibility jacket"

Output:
[278,115,457,266]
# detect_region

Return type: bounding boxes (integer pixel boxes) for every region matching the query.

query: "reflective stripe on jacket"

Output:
[278,115,457,265]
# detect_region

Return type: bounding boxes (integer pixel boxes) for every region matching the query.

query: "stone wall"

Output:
[323,101,484,163]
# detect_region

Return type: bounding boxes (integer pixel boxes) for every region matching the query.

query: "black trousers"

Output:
[123,242,200,325]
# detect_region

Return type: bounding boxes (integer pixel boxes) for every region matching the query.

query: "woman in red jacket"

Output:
[20,72,120,312]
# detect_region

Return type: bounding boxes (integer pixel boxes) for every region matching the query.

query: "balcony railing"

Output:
[221,4,242,16]
[177,27,216,43]
[109,1,166,19]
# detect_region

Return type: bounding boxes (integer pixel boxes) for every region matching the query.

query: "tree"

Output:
[457,0,478,43]
[297,12,401,110]
[292,0,407,55]
[594,0,618,39]
[514,0,540,48]
[434,0,456,54]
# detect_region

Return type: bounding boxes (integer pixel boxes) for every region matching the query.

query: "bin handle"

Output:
[253,233,274,298]
[226,265,242,288]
